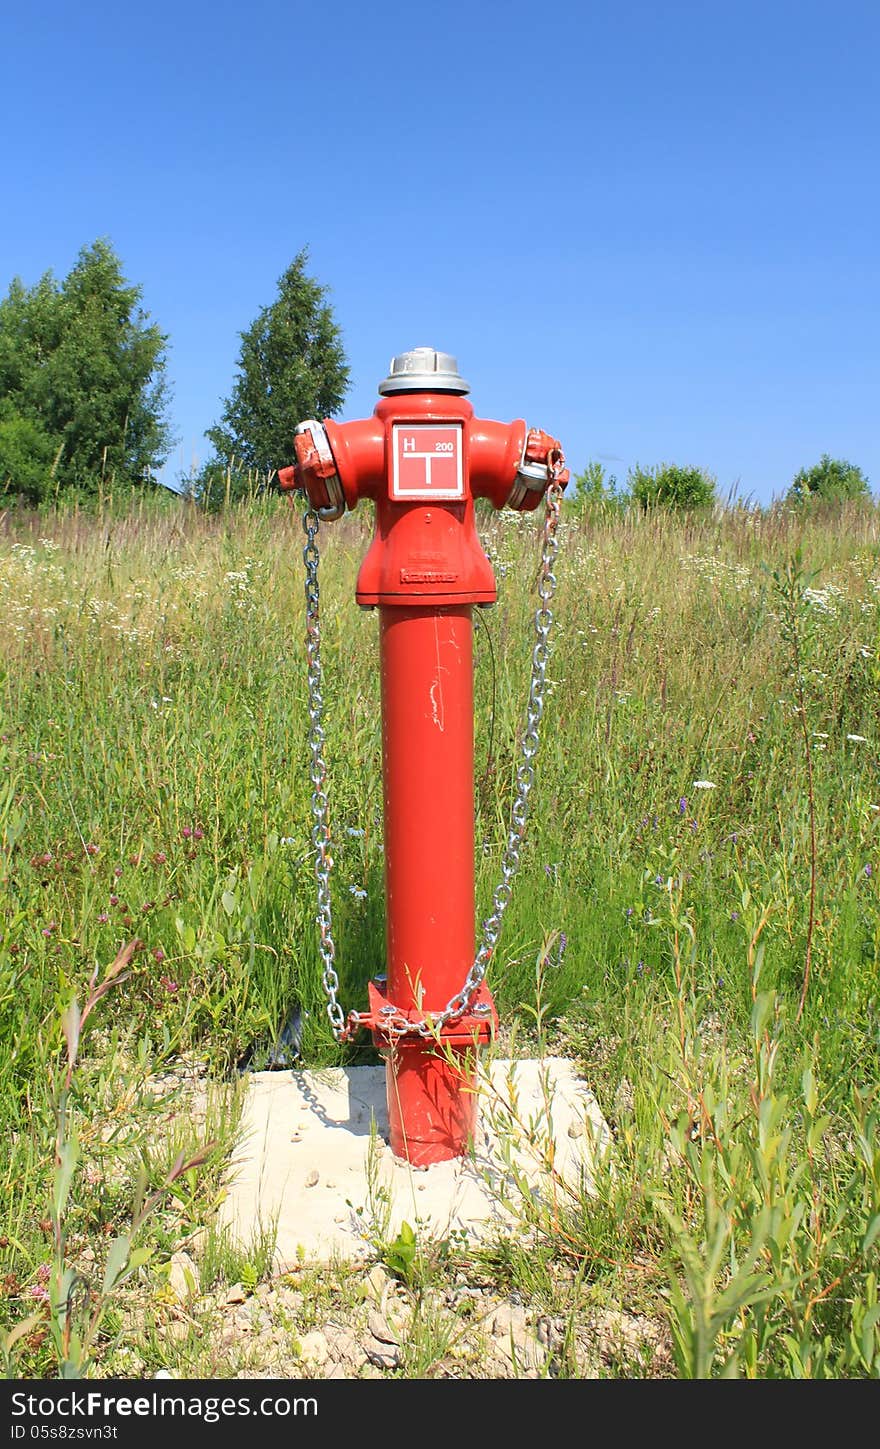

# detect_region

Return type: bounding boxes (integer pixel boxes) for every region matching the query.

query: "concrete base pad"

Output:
[219,1057,611,1267]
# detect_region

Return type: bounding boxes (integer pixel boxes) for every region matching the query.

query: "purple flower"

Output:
[679,797,687,815]
[865,864,873,879]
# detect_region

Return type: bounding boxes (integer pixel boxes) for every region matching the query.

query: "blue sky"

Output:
[2,0,877,503]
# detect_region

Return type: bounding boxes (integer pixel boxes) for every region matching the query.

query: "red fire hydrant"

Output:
[279,347,566,1166]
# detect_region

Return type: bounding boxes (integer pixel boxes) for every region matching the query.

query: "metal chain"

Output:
[302,508,347,1038]
[302,461,565,1042]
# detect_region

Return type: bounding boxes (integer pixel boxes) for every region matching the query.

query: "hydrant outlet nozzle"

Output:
[280,420,346,520]
[506,428,569,511]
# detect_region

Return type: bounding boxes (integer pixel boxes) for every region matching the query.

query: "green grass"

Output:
[1,491,879,1377]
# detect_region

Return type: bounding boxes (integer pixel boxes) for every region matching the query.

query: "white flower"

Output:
[692,780,716,790]
[847,734,867,743]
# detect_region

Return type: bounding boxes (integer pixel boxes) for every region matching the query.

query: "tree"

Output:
[0,240,173,501]
[626,462,716,512]
[787,454,871,506]
[206,250,349,481]
[569,459,624,515]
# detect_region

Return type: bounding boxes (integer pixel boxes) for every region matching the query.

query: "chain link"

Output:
[302,508,347,1038]
[302,463,565,1042]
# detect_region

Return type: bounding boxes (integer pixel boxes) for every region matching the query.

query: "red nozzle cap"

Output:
[278,465,297,491]
[524,429,569,488]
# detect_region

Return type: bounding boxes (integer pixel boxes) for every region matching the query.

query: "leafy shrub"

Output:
[627,462,716,512]
[788,454,871,506]
[0,412,61,504]
[570,459,624,514]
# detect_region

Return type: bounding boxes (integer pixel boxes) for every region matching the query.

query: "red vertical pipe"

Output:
[380,605,475,1010]
[379,604,478,1163]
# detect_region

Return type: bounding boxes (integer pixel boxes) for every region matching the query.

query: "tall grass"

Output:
[1,492,878,1375]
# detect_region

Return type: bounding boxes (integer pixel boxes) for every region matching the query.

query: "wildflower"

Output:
[160,975,179,995]
[866,864,873,879]
[730,911,740,921]
[41,922,57,937]
[153,947,165,963]
[348,885,367,900]
[27,1284,49,1302]
[692,780,716,790]
[181,826,192,839]
[847,734,867,744]
[97,913,109,924]
[84,843,99,856]
[689,818,698,833]
[109,895,119,906]
[625,907,633,918]
[114,866,123,878]
[151,852,167,865]
[346,827,365,838]
[193,828,204,841]
[679,797,687,814]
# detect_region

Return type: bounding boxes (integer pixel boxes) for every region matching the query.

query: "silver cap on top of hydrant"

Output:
[378,346,470,396]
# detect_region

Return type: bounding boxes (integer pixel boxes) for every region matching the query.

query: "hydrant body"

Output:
[281,349,565,1166]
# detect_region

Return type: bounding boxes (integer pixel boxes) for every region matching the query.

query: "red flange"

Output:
[361,978,498,1165]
